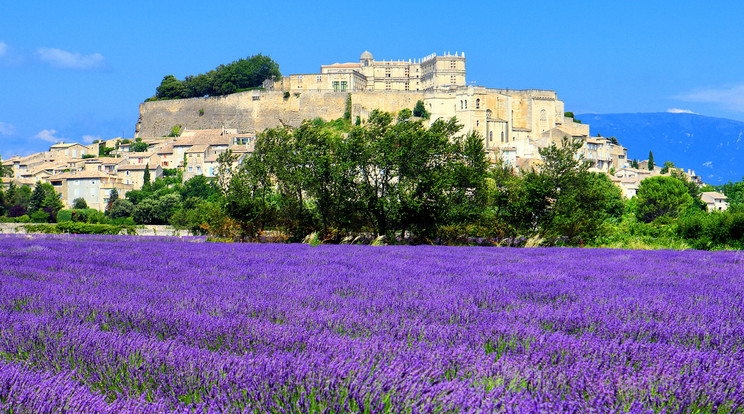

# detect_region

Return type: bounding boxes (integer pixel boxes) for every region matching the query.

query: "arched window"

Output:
[460,100,463,109]
[539,109,548,131]
[476,99,480,109]
[486,109,492,118]
[464,100,467,109]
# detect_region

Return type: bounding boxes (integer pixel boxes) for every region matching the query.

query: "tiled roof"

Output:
[54,170,117,180]
[117,164,157,171]
[701,191,728,200]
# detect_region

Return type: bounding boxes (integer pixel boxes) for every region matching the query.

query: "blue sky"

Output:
[2,0,743,160]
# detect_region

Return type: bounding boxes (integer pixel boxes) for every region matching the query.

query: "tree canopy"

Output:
[149,54,281,101]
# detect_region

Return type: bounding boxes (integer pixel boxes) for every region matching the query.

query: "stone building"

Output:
[270,51,467,92]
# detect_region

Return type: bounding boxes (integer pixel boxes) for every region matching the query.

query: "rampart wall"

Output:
[136,90,431,137]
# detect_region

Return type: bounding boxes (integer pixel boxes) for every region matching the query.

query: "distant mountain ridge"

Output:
[576,112,744,185]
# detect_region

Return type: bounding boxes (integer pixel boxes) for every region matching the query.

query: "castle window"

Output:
[501,132,504,142]
[317,75,322,82]
[464,100,467,109]
[476,120,479,126]
[297,76,302,83]
[489,131,493,141]
[385,82,391,91]
[451,75,456,84]
[476,99,480,109]
[340,81,347,92]
[460,101,463,109]
[451,61,456,69]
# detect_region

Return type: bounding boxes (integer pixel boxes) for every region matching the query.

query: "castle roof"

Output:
[322,63,360,68]
[361,51,373,60]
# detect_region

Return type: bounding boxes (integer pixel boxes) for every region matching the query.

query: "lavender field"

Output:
[1,235,743,413]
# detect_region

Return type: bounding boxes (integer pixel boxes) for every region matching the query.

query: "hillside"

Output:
[576,112,744,185]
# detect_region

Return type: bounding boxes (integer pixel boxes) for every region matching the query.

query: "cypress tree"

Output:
[142,164,152,191]
[648,151,655,170]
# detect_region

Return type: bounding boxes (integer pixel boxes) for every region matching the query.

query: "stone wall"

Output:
[0,223,195,237]
[136,90,431,138]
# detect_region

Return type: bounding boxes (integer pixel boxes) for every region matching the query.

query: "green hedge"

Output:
[23,222,136,235]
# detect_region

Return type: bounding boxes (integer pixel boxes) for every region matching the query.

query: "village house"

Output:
[116,163,162,189]
[701,191,729,212]
[49,170,134,210]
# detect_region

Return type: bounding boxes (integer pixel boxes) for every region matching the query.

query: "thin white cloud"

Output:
[677,84,744,113]
[0,122,15,135]
[36,47,107,70]
[35,129,65,143]
[82,135,100,144]
[702,161,713,168]
[666,108,696,114]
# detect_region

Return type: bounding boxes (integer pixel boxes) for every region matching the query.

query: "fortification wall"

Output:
[136,91,348,137]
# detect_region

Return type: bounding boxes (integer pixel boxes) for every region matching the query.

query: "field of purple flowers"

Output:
[0,234,743,413]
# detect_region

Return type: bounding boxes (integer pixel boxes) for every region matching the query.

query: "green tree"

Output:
[132,198,157,224]
[660,161,675,175]
[181,175,217,201]
[109,198,134,219]
[130,138,149,152]
[648,151,655,170]
[106,188,119,214]
[73,197,88,209]
[142,164,152,192]
[635,175,693,222]
[412,100,430,119]
[217,149,277,241]
[153,193,181,224]
[28,182,47,214]
[155,75,188,99]
[520,137,621,241]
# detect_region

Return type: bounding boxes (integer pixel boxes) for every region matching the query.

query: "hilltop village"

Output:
[1,51,727,212]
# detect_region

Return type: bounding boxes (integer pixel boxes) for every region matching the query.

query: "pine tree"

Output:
[28,182,45,214]
[648,151,655,170]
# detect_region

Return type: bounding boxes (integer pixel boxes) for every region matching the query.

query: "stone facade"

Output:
[270,51,466,93]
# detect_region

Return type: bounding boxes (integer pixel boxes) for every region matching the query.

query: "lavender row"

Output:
[0,234,742,412]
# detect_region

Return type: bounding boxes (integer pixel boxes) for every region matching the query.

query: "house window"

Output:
[209,167,214,175]
[404,82,409,91]
[385,68,391,77]
[317,75,322,82]
[460,100,463,109]
[340,81,347,92]
[385,82,391,91]
[476,99,480,109]
[189,166,193,172]
[464,100,467,109]
[450,61,456,69]
[197,166,202,174]
[297,76,302,82]
[451,75,456,84]
[333,81,340,92]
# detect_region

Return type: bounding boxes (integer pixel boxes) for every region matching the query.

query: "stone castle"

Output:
[135,50,628,173]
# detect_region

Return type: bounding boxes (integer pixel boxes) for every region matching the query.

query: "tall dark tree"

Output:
[106,188,119,214]
[142,164,152,192]
[648,151,655,170]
